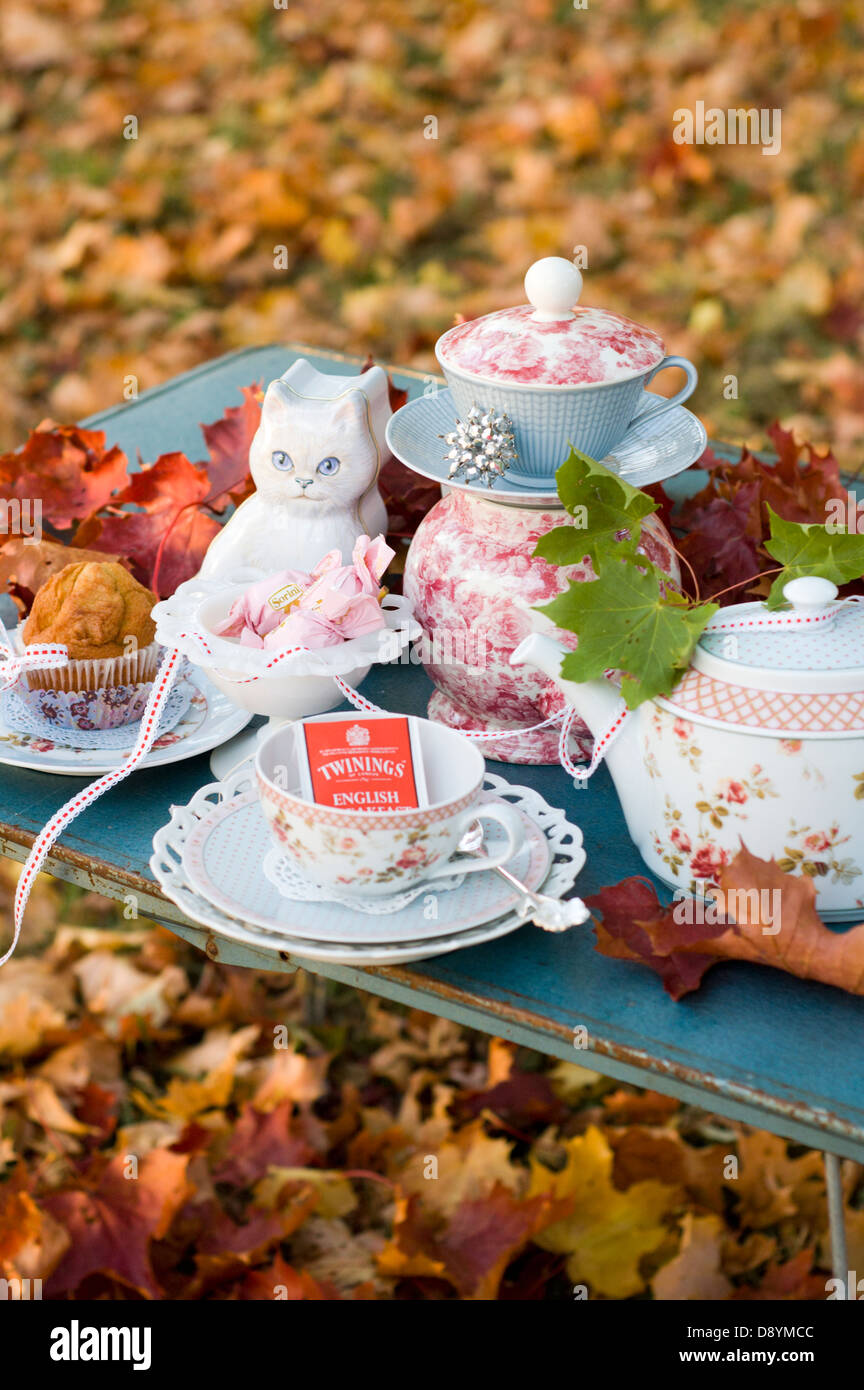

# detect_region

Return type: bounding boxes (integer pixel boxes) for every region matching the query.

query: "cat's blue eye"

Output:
[317,456,341,476]
[272,450,293,471]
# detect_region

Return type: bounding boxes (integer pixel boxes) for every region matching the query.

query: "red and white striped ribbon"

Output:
[3,646,184,969]
[2,637,626,968]
[705,607,838,633]
[558,698,631,782]
[331,675,627,785]
[1,641,70,691]
[330,677,576,742]
[175,629,317,682]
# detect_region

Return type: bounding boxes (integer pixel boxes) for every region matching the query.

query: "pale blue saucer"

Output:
[385,387,707,504]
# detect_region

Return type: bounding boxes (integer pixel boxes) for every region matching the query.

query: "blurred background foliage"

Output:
[0,0,862,464]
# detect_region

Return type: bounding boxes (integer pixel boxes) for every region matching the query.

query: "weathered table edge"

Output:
[3,826,861,1163]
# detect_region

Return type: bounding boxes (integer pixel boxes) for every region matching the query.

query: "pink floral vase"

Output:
[404,488,678,764]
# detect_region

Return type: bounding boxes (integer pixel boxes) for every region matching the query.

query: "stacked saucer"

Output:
[386,386,707,506]
[150,765,587,966]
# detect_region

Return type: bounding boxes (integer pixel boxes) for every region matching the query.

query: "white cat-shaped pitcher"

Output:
[199,359,390,580]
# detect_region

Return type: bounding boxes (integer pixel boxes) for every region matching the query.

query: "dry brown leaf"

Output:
[652,1214,733,1301]
[0,960,75,1058]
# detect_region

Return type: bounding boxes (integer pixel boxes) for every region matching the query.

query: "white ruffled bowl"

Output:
[153,572,418,720]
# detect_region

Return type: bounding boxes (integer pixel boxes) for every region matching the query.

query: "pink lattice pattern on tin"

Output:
[662,667,864,733]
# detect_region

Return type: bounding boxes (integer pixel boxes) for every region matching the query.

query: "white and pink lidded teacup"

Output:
[435,256,698,483]
[255,713,526,898]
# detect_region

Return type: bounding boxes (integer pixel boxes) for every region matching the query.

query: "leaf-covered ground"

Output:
[1,866,861,1301]
[2,0,863,1304]
[0,0,862,471]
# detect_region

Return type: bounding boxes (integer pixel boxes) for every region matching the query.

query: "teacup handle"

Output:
[639,355,698,419]
[424,803,526,882]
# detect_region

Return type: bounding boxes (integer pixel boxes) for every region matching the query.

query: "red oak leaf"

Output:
[75,452,221,596]
[763,421,847,521]
[588,849,864,999]
[0,425,129,529]
[678,482,764,599]
[378,1184,571,1299]
[199,383,262,509]
[667,423,852,605]
[42,1148,193,1298]
[213,1100,317,1188]
[585,877,726,1000]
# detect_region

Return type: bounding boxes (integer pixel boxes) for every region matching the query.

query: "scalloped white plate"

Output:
[0,669,251,776]
[150,767,587,965]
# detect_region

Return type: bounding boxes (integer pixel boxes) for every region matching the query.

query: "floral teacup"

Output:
[255,714,526,899]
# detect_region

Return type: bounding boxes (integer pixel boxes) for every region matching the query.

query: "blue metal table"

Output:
[1,346,860,1273]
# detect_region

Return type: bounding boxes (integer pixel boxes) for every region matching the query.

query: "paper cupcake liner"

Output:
[20,642,160,729]
[2,669,193,745]
[24,641,159,692]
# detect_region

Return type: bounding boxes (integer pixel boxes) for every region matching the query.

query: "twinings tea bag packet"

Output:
[295,714,428,811]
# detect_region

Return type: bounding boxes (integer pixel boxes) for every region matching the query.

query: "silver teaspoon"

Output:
[456,821,590,933]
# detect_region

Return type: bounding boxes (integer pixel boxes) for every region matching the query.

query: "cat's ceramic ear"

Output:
[262,379,294,414]
[330,390,367,424]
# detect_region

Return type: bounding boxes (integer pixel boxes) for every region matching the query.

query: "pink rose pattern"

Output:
[689,843,730,882]
[648,710,863,897]
[404,486,677,763]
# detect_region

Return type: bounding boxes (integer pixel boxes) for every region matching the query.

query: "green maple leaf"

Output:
[538,560,718,709]
[533,448,658,574]
[764,505,864,608]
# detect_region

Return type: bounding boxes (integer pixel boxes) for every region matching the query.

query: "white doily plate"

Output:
[150,767,586,964]
[1,672,193,750]
[0,669,251,776]
[261,844,466,914]
[179,779,554,944]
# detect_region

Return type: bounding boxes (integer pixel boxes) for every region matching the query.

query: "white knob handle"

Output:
[782,576,838,613]
[524,257,583,322]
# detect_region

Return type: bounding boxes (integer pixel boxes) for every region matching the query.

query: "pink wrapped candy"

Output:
[212,535,394,651]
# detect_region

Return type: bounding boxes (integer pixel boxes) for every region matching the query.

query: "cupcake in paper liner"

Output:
[20,560,159,729]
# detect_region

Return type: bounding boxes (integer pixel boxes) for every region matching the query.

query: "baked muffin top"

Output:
[23,561,157,661]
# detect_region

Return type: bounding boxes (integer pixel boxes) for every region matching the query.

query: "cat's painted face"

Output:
[249,383,380,509]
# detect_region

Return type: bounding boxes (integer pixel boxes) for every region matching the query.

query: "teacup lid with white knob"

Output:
[693,577,864,695]
[435,257,667,387]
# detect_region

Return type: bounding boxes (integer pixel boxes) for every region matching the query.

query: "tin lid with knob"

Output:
[693,577,864,694]
[435,256,667,388]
